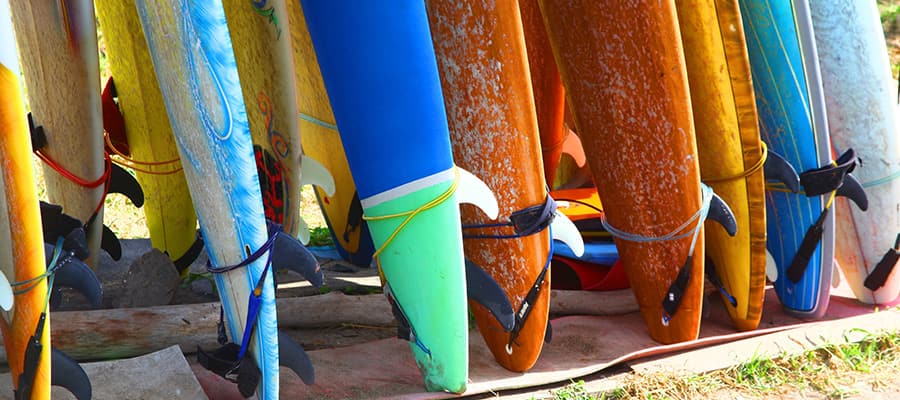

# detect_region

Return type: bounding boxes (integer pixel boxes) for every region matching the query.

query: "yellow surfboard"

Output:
[287,2,374,266]
[95,0,198,271]
[676,0,767,331]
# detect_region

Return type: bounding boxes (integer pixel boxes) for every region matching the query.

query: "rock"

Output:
[190,278,214,296]
[114,248,181,308]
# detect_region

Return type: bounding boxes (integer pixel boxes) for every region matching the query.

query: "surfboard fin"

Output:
[295,215,311,245]
[707,192,737,237]
[544,321,552,343]
[551,210,584,257]
[45,243,103,308]
[172,231,205,275]
[50,347,92,400]
[763,148,800,193]
[39,201,90,261]
[456,167,499,220]
[835,173,868,211]
[765,250,778,282]
[560,130,586,168]
[100,224,122,261]
[279,330,315,385]
[465,259,515,332]
[108,162,145,208]
[270,222,323,288]
[0,271,12,311]
[300,155,336,196]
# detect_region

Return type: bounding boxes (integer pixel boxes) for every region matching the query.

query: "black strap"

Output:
[864,233,900,291]
[799,149,859,197]
[786,207,830,283]
[14,312,46,400]
[508,196,557,236]
[508,263,550,350]
[662,255,693,320]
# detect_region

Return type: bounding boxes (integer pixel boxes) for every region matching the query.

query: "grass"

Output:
[556,328,900,400]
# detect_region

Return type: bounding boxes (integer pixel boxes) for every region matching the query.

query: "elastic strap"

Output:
[703,141,768,183]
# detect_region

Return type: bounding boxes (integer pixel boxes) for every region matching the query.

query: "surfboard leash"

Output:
[198,222,280,398]
[461,195,558,352]
[598,184,714,326]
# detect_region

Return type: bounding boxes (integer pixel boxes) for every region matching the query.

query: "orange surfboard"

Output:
[541,0,707,343]
[426,1,551,371]
[519,0,566,189]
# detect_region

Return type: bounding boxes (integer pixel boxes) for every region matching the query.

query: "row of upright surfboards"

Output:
[0,0,897,398]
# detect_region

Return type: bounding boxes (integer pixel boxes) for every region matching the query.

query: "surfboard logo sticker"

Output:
[250,0,282,39]
[254,93,291,230]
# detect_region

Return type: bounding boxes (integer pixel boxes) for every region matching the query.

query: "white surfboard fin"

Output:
[300,155,335,196]
[295,216,311,245]
[765,249,778,282]
[551,210,584,257]
[456,167,499,220]
[0,272,12,311]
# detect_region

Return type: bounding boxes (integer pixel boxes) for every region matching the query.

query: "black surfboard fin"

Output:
[39,202,90,261]
[44,243,103,308]
[100,224,122,261]
[707,192,737,237]
[270,223,323,287]
[764,149,800,193]
[108,163,144,208]
[51,347,92,400]
[836,173,868,211]
[172,231,205,275]
[278,331,315,385]
[465,259,515,332]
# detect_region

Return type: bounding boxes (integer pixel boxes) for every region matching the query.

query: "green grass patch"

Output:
[307,226,334,247]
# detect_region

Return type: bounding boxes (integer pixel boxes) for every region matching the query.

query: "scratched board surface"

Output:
[811,0,900,305]
[9,0,105,267]
[740,0,833,316]
[539,0,705,345]
[135,1,280,399]
[426,0,552,372]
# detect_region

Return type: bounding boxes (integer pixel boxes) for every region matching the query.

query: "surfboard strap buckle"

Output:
[799,148,859,197]
[864,233,900,291]
[462,195,556,239]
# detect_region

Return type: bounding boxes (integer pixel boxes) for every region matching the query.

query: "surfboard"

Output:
[301,2,499,392]
[426,0,582,372]
[286,1,376,267]
[0,4,48,395]
[10,0,104,268]
[518,0,566,189]
[223,0,333,245]
[741,0,836,318]
[540,0,714,344]
[135,2,281,398]
[675,0,767,331]
[812,0,900,305]
[94,0,199,272]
